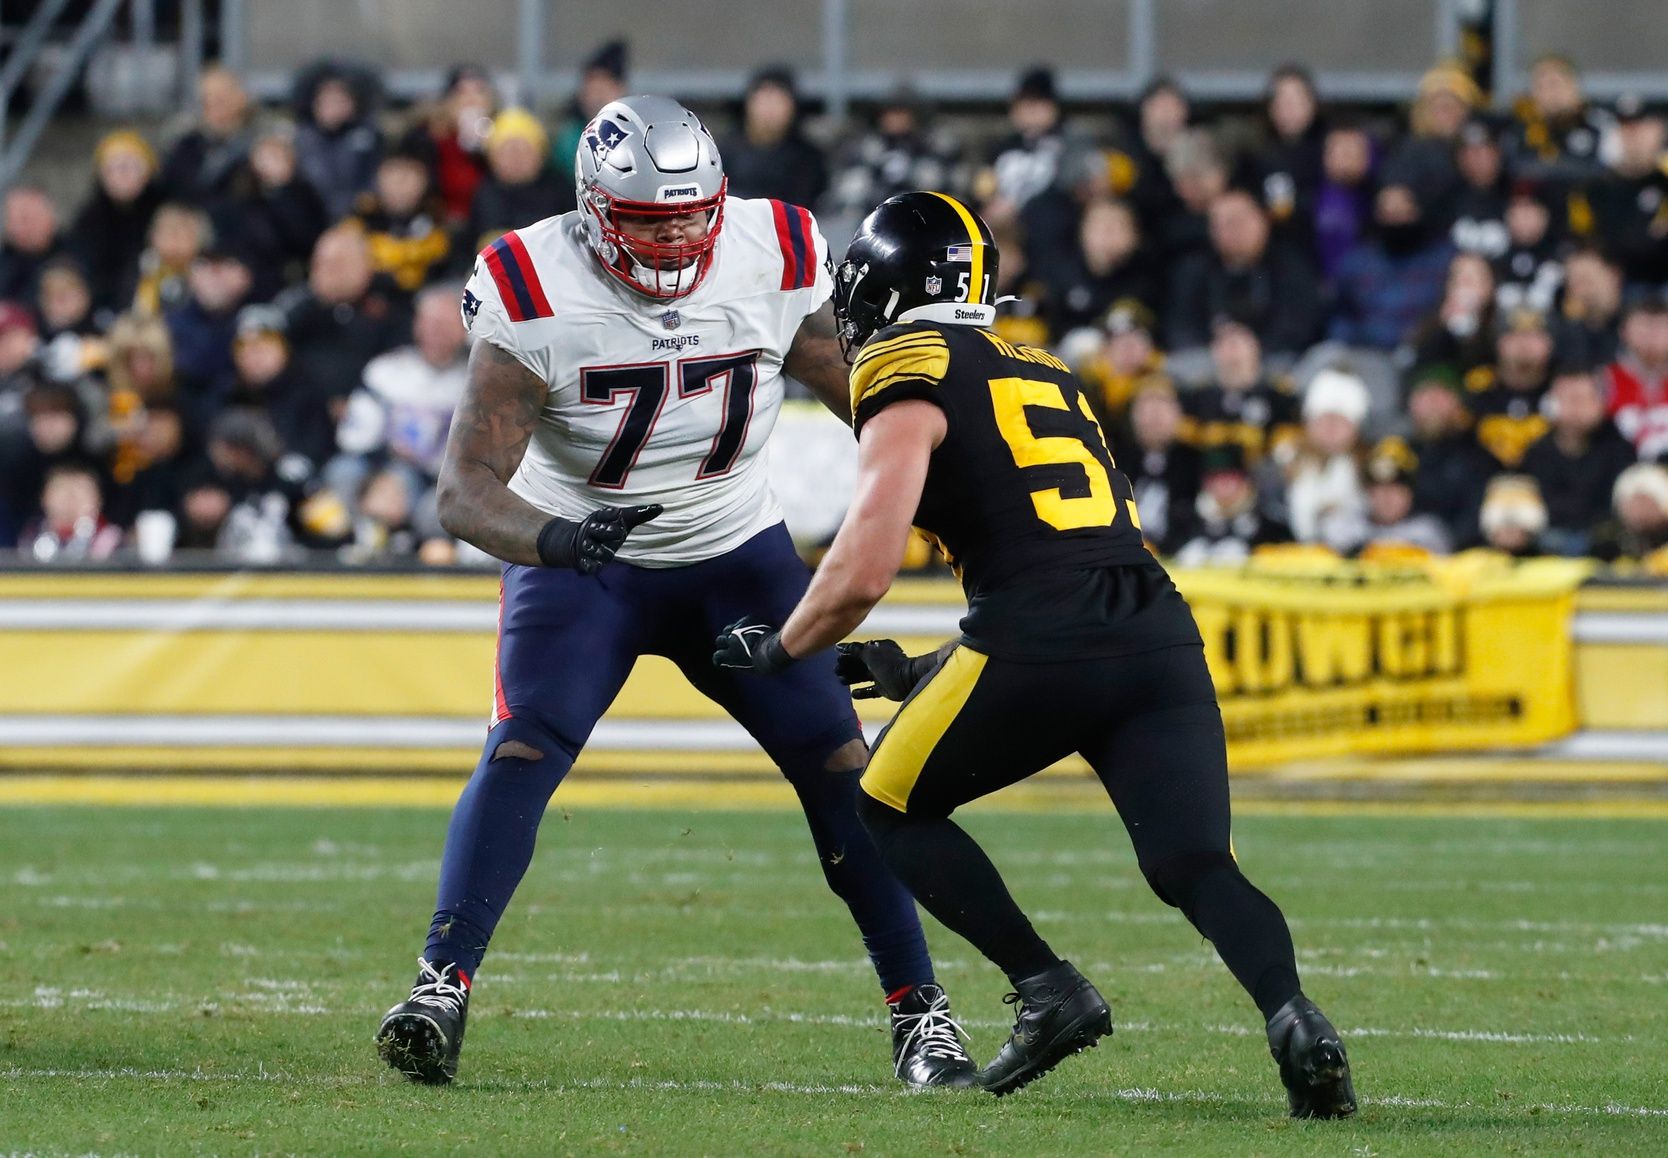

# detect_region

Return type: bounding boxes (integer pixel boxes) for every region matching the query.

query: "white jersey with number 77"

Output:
[461,196,831,567]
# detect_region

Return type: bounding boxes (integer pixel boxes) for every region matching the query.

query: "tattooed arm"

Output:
[784,302,853,425]
[434,339,550,565]
[436,339,661,569]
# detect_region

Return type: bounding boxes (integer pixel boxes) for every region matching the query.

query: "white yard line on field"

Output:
[2,1068,1664,1119]
[1,989,1625,1047]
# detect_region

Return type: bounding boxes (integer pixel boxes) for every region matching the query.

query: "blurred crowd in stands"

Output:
[3,40,1667,571]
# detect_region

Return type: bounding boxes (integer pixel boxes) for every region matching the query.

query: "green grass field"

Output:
[1,803,1665,1155]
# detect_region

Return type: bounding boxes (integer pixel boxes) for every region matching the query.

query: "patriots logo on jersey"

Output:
[584,118,631,164]
[461,288,481,324]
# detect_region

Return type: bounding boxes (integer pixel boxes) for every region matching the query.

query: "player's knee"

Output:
[482,717,567,768]
[1141,850,1240,917]
[823,737,868,774]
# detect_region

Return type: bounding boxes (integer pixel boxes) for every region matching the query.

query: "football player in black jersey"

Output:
[714,192,1355,1114]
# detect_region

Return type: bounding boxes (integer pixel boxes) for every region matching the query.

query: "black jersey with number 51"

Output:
[849,320,1200,661]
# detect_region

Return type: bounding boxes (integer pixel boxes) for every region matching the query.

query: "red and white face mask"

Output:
[582,180,727,300]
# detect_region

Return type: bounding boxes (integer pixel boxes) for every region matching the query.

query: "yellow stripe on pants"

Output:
[860,647,989,812]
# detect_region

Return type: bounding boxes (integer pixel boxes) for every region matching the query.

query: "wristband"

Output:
[535,516,581,568]
[759,632,796,675]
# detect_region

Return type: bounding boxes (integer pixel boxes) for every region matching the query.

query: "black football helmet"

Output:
[833,191,1000,360]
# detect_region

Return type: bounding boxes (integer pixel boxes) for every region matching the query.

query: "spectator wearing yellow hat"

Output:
[1381,61,1481,222]
[70,130,164,311]
[464,107,571,255]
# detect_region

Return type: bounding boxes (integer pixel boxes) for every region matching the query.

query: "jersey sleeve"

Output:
[848,322,952,433]
[805,210,834,313]
[765,201,833,315]
[462,253,552,382]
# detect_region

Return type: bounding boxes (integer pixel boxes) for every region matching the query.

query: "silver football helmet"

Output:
[575,95,727,300]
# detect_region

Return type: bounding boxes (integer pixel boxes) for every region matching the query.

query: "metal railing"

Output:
[0,0,176,192]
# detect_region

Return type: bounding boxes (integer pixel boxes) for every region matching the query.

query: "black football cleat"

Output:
[978,961,1112,1097]
[890,983,977,1088]
[377,958,471,1085]
[1266,995,1357,1119]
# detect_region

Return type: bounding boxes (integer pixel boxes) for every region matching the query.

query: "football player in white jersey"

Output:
[376,96,973,1089]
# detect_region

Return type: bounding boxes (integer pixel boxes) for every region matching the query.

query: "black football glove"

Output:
[835,639,940,701]
[536,503,662,574]
[712,615,795,675]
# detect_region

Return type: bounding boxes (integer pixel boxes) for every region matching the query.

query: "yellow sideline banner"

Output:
[1176,556,1592,766]
[0,558,1606,772]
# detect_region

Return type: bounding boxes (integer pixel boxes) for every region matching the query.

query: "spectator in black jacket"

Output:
[1123,76,1190,235]
[1556,246,1625,368]
[107,400,191,528]
[70,130,165,311]
[720,66,827,209]
[226,304,338,474]
[0,377,95,547]
[1450,115,1510,259]
[1581,94,1668,289]
[1111,375,1202,554]
[826,88,958,220]
[1181,319,1302,466]
[464,108,570,256]
[1045,196,1160,335]
[0,184,67,305]
[1522,365,1637,555]
[1504,54,1614,190]
[1253,64,1327,248]
[1167,188,1323,357]
[279,225,409,409]
[1156,128,1227,265]
[229,124,330,298]
[1494,179,1564,315]
[1173,442,1294,566]
[1405,364,1498,546]
[1412,251,1499,376]
[160,66,253,210]
[1382,62,1480,222]
[293,61,383,220]
[980,66,1072,216]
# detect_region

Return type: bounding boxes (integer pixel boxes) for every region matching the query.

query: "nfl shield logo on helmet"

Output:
[924,274,942,295]
[660,309,681,330]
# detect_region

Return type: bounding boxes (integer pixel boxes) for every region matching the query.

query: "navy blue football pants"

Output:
[423,523,934,993]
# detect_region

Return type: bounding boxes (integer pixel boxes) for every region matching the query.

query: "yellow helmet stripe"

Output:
[926,191,984,305]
